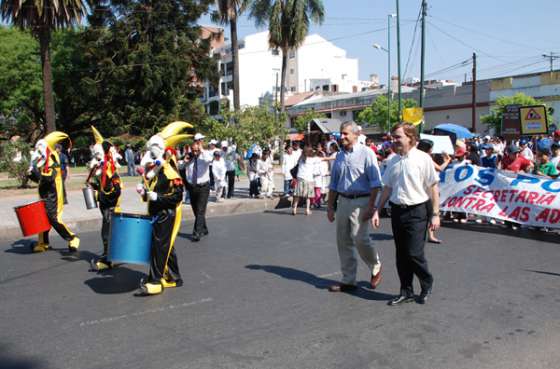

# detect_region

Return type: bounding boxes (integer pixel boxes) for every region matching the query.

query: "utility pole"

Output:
[542,52,559,72]
[419,0,427,132]
[387,14,393,130]
[472,52,477,133]
[396,0,402,120]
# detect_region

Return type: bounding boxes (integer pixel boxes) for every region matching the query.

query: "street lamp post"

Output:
[373,44,390,130]
[396,0,402,120]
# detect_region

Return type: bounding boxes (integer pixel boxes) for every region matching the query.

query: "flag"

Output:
[403,107,424,126]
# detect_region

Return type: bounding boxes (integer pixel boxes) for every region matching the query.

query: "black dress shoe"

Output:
[191,234,200,242]
[201,230,209,236]
[388,295,415,306]
[328,284,357,292]
[417,289,432,304]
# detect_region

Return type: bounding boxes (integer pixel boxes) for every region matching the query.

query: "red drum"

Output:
[14,200,51,237]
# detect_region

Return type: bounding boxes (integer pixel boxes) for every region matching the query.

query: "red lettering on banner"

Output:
[472,187,483,196]
[463,185,475,195]
[464,197,476,208]
[527,192,539,205]
[550,209,560,224]
[498,206,509,217]
[471,199,486,211]
[514,191,528,203]
[520,207,530,222]
[493,191,500,202]
[509,206,522,220]
[508,189,519,202]
[536,209,550,223]
[479,203,495,213]
[538,195,556,206]
[455,197,465,207]
[482,191,493,199]
[500,191,507,202]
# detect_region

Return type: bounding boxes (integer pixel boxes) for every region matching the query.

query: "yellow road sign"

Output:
[519,105,548,135]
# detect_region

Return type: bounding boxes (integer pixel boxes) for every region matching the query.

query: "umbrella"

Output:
[434,123,476,139]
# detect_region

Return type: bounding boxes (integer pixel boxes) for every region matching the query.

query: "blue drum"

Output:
[108,212,153,265]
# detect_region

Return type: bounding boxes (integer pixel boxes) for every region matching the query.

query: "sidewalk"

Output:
[1,174,289,241]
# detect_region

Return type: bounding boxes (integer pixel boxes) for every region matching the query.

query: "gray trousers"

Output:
[336,196,381,285]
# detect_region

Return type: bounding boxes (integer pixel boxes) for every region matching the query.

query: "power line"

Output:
[427,20,505,63]
[402,4,422,81]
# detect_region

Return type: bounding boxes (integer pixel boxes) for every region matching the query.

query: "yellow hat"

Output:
[43,131,71,150]
[159,121,193,140]
[91,126,104,144]
[164,133,192,149]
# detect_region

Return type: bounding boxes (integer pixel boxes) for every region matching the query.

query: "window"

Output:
[290,87,296,92]
[209,85,218,97]
[332,84,338,92]
[339,111,347,117]
[271,48,279,56]
[209,101,220,115]
[288,50,295,59]
[322,85,329,91]
[290,68,295,75]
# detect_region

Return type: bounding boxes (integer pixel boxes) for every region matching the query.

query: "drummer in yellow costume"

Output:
[87,126,123,271]
[28,132,80,253]
[136,121,192,295]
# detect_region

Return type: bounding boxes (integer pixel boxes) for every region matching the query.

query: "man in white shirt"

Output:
[211,151,227,202]
[357,125,367,145]
[185,134,213,242]
[374,123,439,306]
[281,145,298,196]
[208,139,219,191]
[222,141,243,198]
[519,138,534,162]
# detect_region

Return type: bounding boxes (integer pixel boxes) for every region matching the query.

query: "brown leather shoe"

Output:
[370,266,382,289]
[328,284,357,292]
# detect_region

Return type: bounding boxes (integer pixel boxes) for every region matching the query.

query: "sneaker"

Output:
[32,243,50,253]
[68,237,80,252]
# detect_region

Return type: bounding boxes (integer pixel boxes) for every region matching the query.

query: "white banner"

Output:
[440,164,560,228]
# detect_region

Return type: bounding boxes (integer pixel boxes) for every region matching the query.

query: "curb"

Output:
[3,197,291,242]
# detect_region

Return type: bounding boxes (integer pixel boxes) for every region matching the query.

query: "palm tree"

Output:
[250,0,324,111]
[0,0,88,133]
[212,0,249,112]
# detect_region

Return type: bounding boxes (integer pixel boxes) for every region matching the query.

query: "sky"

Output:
[199,0,560,85]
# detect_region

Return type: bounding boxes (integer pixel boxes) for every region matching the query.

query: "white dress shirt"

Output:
[382,147,438,206]
[185,150,213,185]
[282,152,299,180]
[211,158,227,186]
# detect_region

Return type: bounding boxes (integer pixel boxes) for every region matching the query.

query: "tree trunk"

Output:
[38,28,56,133]
[230,17,241,112]
[280,47,288,112]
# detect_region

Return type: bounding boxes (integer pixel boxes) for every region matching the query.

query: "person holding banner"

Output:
[373,123,439,306]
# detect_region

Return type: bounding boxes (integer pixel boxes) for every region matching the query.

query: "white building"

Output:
[202,31,369,114]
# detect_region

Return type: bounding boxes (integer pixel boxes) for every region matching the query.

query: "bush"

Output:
[0,140,32,188]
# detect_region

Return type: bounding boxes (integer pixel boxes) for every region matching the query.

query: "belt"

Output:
[189,182,209,187]
[339,193,370,199]
[389,201,428,209]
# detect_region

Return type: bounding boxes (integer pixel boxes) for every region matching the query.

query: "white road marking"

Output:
[79,297,213,327]
[318,271,341,278]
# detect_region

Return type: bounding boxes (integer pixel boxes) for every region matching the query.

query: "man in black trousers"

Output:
[185,134,213,242]
[373,122,440,305]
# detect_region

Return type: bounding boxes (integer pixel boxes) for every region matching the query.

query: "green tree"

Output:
[212,0,249,111]
[0,139,32,188]
[481,93,554,134]
[293,110,326,132]
[0,27,43,141]
[77,0,217,137]
[357,95,418,132]
[0,0,88,133]
[250,0,324,111]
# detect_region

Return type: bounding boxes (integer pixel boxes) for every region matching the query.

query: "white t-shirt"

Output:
[211,158,227,185]
[382,147,439,206]
[282,152,299,179]
[297,157,320,182]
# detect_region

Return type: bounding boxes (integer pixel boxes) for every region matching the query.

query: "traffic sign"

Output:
[519,105,548,135]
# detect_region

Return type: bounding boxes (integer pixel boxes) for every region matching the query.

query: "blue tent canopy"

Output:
[434,123,477,139]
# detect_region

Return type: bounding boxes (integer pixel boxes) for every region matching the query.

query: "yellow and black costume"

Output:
[137,121,192,295]
[28,132,80,253]
[87,126,122,271]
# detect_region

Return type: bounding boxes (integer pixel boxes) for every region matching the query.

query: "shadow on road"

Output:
[0,344,44,369]
[84,267,146,294]
[442,221,560,244]
[525,269,560,277]
[5,239,35,254]
[245,264,393,301]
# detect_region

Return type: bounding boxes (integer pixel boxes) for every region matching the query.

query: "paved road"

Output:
[1,212,560,369]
